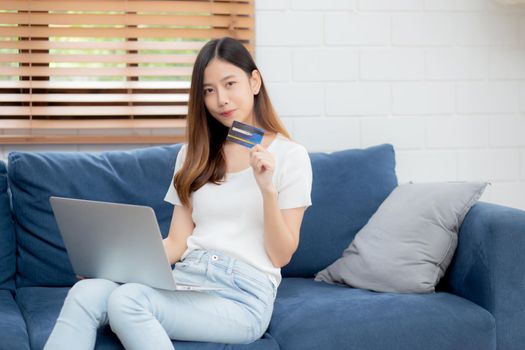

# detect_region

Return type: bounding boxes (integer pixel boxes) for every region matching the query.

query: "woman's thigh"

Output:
[109,249,276,344]
[175,250,275,340]
[163,289,267,344]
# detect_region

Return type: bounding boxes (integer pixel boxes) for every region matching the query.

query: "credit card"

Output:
[226,120,265,148]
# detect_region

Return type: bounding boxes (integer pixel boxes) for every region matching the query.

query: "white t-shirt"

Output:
[164,133,313,288]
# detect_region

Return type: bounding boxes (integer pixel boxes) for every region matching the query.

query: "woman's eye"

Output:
[226,81,236,87]
[204,88,213,95]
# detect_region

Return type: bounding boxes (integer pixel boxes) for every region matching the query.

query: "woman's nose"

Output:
[216,89,229,106]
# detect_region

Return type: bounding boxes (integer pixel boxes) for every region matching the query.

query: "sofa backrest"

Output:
[7,142,397,287]
[282,144,397,278]
[8,145,181,288]
[0,161,16,292]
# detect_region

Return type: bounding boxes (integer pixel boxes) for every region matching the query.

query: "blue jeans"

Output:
[44,249,277,350]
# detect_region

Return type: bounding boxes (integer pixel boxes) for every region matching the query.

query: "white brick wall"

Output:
[392,82,455,114]
[2,0,525,210]
[292,49,359,81]
[361,48,425,80]
[256,0,525,210]
[359,0,421,11]
[457,82,520,114]
[392,13,458,46]
[521,148,525,179]
[325,83,390,115]
[326,13,391,45]
[425,48,488,80]
[426,116,489,149]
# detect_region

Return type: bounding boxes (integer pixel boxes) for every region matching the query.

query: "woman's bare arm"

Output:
[163,204,195,265]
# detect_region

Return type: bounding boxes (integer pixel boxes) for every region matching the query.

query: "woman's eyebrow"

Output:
[203,74,237,87]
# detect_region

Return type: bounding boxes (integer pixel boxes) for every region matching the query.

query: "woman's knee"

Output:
[65,278,119,311]
[107,283,152,319]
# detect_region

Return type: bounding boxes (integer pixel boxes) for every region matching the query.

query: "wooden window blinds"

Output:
[0,0,254,144]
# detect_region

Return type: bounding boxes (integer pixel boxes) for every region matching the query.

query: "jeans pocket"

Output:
[175,261,190,270]
[173,260,206,285]
[232,272,271,307]
[175,254,203,269]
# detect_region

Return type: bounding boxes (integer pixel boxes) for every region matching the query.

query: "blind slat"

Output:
[0,135,186,145]
[0,81,191,89]
[1,1,252,14]
[0,105,188,116]
[0,93,189,102]
[0,27,252,40]
[0,40,207,51]
[0,67,194,76]
[0,13,254,27]
[1,53,197,64]
[0,39,253,54]
[0,118,186,129]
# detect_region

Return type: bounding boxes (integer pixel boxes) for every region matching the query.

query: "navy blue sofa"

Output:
[1,143,524,350]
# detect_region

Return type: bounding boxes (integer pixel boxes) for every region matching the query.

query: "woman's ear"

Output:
[250,69,262,95]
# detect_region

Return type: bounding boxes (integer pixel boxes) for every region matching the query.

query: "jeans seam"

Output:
[211,261,269,290]
[233,270,268,290]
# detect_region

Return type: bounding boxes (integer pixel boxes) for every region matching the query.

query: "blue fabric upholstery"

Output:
[442,201,525,350]
[271,278,496,350]
[8,143,397,286]
[8,145,181,288]
[0,161,16,292]
[4,143,521,349]
[283,144,397,278]
[15,287,279,350]
[0,290,30,350]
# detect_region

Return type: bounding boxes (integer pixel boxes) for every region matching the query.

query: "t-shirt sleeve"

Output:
[277,145,313,210]
[164,144,187,206]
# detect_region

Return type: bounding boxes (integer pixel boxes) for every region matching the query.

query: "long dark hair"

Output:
[173,37,292,209]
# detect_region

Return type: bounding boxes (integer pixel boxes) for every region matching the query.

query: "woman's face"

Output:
[202,58,261,128]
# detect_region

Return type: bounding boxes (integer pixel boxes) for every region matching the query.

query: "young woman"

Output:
[44,36,312,350]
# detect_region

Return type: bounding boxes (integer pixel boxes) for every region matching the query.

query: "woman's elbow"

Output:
[272,250,296,268]
[272,259,290,269]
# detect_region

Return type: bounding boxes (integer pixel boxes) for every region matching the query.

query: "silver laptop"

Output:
[49,196,221,292]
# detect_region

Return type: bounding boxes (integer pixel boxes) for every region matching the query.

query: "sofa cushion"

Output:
[315,181,488,293]
[283,144,397,278]
[270,278,496,350]
[15,286,279,350]
[0,160,16,292]
[0,290,30,350]
[8,145,182,288]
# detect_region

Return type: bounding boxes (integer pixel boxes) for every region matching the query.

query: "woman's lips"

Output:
[220,109,236,117]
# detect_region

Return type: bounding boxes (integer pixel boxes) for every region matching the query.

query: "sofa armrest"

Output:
[444,201,525,350]
[0,290,30,350]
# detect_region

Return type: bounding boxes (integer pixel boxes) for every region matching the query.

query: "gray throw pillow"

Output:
[314,181,488,293]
